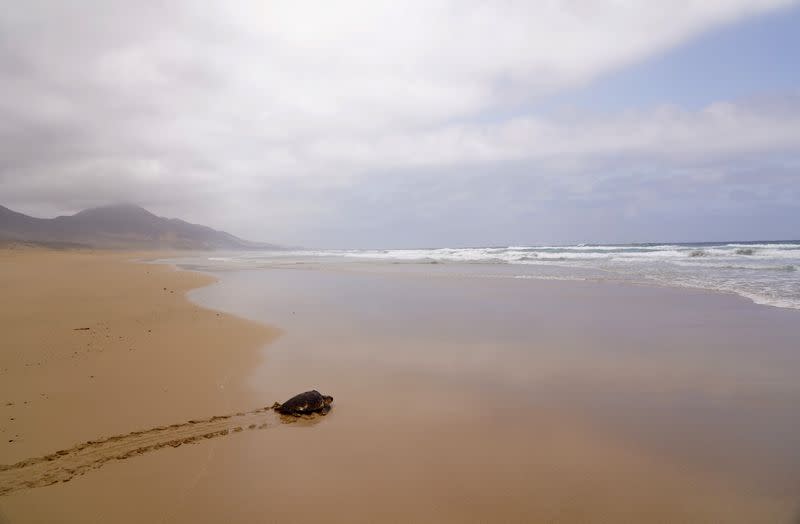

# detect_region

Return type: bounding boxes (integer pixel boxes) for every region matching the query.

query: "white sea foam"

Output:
[191,242,800,311]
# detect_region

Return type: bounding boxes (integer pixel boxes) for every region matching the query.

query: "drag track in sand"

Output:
[0,405,317,496]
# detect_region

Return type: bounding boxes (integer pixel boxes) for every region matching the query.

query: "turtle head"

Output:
[322,395,333,406]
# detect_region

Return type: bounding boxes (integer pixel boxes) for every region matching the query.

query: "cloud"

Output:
[0,0,797,244]
[309,94,800,169]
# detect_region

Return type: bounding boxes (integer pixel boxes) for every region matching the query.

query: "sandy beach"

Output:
[2,248,800,523]
[0,248,279,521]
[3,0,799,521]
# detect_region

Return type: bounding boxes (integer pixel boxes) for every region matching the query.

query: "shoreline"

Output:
[0,247,280,466]
[159,239,800,312]
[3,247,799,522]
[159,246,800,313]
[172,254,799,315]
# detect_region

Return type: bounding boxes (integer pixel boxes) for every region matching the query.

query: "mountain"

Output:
[0,204,278,250]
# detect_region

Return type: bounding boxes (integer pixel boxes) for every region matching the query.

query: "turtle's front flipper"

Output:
[320,405,331,415]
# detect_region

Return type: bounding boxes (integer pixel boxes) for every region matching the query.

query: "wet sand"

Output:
[189,265,800,523]
[2,250,800,522]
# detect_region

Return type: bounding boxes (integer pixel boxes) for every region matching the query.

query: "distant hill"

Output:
[0,204,279,250]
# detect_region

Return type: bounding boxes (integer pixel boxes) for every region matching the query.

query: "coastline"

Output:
[0,248,279,466]
[2,248,799,522]
[163,248,800,313]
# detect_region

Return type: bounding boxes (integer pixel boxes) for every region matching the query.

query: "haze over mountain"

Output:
[0,204,276,250]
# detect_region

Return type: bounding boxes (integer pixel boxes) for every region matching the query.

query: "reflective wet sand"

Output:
[186,265,800,522]
[3,260,800,522]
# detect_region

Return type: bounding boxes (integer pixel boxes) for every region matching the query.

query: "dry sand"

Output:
[0,249,278,494]
[1,247,798,523]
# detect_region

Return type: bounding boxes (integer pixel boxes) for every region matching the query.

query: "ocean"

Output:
[181,240,800,310]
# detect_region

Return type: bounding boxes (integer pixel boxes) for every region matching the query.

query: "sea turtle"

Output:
[272,390,333,416]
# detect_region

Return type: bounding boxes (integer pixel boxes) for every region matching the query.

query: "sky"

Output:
[1,1,799,247]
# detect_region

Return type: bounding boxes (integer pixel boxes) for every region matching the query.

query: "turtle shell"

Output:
[275,390,328,415]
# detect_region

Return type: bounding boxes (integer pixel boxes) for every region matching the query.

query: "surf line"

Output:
[0,405,311,496]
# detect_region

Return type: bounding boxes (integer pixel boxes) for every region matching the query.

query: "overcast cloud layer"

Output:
[1,0,799,246]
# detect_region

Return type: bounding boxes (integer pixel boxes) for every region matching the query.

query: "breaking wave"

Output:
[184,241,800,311]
